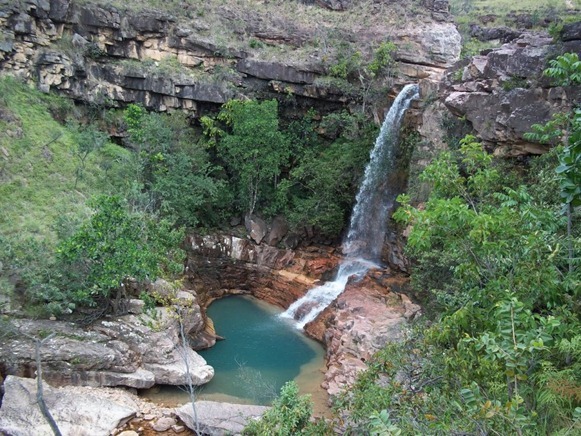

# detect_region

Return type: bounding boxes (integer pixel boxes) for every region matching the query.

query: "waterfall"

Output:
[281,84,419,329]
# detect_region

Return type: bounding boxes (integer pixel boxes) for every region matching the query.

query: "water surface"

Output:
[142,295,327,413]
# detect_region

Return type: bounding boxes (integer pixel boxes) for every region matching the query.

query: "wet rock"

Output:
[305,274,420,398]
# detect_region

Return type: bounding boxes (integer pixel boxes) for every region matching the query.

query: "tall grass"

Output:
[0,76,129,245]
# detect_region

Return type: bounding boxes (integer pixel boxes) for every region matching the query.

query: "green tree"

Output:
[526,52,581,273]
[123,104,226,227]
[68,122,108,189]
[57,195,184,314]
[212,99,290,216]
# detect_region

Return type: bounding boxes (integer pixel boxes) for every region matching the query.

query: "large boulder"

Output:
[0,375,138,436]
[176,401,269,436]
[245,215,268,244]
[265,215,289,247]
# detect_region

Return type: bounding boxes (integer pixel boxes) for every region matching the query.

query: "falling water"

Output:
[281,84,419,329]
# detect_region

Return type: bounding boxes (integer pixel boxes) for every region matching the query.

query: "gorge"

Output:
[0,0,580,434]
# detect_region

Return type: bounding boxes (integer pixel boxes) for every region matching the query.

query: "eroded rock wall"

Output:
[185,233,341,309]
[436,25,581,156]
[0,294,214,390]
[0,0,460,114]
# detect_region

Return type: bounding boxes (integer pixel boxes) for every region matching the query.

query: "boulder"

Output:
[151,416,177,432]
[176,401,269,436]
[0,375,138,436]
[265,215,289,247]
[245,215,267,244]
[143,346,214,385]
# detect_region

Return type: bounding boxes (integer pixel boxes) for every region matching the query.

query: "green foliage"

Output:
[124,104,227,227]
[368,42,397,78]
[369,410,401,435]
[56,195,184,312]
[544,53,581,87]
[284,111,377,237]
[329,49,362,80]
[243,381,331,436]
[68,122,108,188]
[209,99,290,216]
[386,135,580,434]
[525,53,581,274]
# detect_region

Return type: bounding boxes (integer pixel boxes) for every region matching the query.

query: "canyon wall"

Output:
[0,0,460,115]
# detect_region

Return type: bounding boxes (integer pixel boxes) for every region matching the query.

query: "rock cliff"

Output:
[0,0,460,114]
[434,24,581,156]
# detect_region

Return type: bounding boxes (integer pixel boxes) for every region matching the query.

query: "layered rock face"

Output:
[185,233,341,310]
[305,272,420,396]
[0,0,460,114]
[440,25,581,156]
[0,293,214,390]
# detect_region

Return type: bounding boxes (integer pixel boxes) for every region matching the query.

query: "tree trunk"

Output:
[35,335,62,436]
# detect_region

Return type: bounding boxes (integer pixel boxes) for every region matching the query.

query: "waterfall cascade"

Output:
[281,84,419,329]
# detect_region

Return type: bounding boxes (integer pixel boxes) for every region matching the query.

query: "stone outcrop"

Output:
[440,28,581,156]
[177,401,269,435]
[0,375,138,436]
[0,0,460,114]
[0,296,214,389]
[185,233,341,310]
[305,273,420,396]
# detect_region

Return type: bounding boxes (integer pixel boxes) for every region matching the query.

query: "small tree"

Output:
[213,99,290,217]
[243,381,325,436]
[526,52,581,274]
[57,195,183,314]
[68,122,108,189]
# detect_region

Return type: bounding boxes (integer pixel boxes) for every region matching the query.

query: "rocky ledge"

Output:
[0,288,213,390]
[305,272,420,397]
[0,0,460,114]
[0,375,267,435]
[441,24,581,156]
